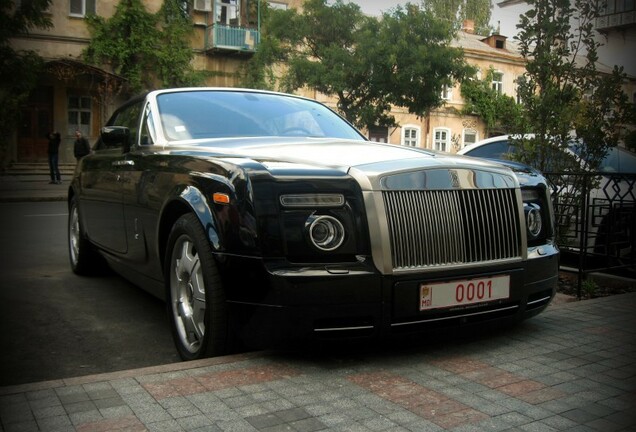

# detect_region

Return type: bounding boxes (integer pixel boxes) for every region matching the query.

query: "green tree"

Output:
[83,0,201,94]
[513,0,632,173]
[241,2,287,90]
[0,0,52,168]
[460,68,522,136]
[513,0,634,248]
[247,0,469,129]
[156,0,204,87]
[423,0,493,35]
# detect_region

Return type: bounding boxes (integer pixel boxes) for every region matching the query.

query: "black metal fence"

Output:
[544,171,635,296]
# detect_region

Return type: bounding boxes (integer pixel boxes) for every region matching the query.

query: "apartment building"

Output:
[12,0,628,166]
[8,0,296,165]
[349,27,527,152]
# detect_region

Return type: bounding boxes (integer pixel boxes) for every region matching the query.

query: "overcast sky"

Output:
[346,0,521,37]
[344,1,634,76]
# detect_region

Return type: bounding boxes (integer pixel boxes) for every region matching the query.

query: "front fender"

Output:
[179,185,221,250]
[157,184,222,271]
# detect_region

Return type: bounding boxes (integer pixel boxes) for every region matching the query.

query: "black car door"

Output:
[80,101,143,254]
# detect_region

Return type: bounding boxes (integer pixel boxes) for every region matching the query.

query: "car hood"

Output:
[167,137,520,191]
[478,157,543,176]
[176,136,511,173]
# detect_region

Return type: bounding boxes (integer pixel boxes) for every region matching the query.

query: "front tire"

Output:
[68,196,103,275]
[166,214,228,360]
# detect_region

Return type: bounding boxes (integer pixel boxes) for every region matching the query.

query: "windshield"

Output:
[597,147,636,173]
[569,144,636,173]
[156,90,365,142]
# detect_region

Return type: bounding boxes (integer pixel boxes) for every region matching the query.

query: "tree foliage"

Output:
[512,0,633,173]
[512,0,635,248]
[241,3,293,90]
[423,0,493,35]
[0,0,52,166]
[460,68,522,135]
[83,0,201,94]
[245,0,469,129]
[156,0,205,87]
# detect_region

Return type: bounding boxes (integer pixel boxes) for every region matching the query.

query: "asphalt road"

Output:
[0,202,180,387]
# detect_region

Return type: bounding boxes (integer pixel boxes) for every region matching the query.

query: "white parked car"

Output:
[458,135,635,268]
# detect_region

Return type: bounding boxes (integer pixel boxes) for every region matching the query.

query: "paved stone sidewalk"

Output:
[0,174,68,202]
[1,293,635,432]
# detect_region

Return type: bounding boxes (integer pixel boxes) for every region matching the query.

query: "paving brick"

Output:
[75,414,145,432]
[64,400,98,415]
[1,293,634,432]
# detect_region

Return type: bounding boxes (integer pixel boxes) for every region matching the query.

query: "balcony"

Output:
[596,8,636,32]
[206,24,260,53]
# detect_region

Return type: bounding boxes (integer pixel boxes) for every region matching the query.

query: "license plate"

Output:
[419,275,510,311]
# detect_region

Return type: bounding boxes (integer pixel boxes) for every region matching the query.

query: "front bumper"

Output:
[225,244,559,347]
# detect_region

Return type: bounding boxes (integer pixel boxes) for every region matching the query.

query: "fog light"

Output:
[525,204,542,239]
[307,215,345,251]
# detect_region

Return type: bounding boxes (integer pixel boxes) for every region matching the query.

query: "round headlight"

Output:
[307,215,345,251]
[525,204,543,239]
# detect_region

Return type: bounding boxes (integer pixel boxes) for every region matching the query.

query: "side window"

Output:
[102,102,143,149]
[465,141,511,159]
[140,104,156,146]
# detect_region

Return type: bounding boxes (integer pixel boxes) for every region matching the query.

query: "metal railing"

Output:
[544,171,635,296]
[206,24,260,52]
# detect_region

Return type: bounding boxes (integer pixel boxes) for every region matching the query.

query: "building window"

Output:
[491,71,503,95]
[433,128,450,152]
[70,0,96,17]
[368,126,388,143]
[268,1,288,9]
[401,125,420,147]
[216,0,239,25]
[68,95,91,136]
[463,128,478,148]
[440,84,453,101]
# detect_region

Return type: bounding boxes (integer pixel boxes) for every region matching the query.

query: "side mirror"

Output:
[101,126,131,152]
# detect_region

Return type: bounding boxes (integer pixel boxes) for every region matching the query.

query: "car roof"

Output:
[458,135,636,174]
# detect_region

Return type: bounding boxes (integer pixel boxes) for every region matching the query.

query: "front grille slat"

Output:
[383,189,522,270]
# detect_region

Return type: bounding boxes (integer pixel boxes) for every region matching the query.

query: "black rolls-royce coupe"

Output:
[68,88,559,360]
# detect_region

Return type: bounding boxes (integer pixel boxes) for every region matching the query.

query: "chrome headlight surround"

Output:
[306,215,346,251]
[524,203,543,240]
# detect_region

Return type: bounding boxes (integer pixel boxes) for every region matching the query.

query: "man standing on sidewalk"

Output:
[47,131,61,184]
[73,130,90,161]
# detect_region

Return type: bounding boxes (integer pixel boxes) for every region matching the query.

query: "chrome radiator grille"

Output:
[383,189,522,270]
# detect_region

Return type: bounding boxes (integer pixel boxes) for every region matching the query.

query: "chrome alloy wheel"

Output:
[169,235,207,355]
[69,203,81,266]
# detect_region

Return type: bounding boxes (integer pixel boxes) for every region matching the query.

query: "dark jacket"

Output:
[47,132,61,155]
[74,136,90,159]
